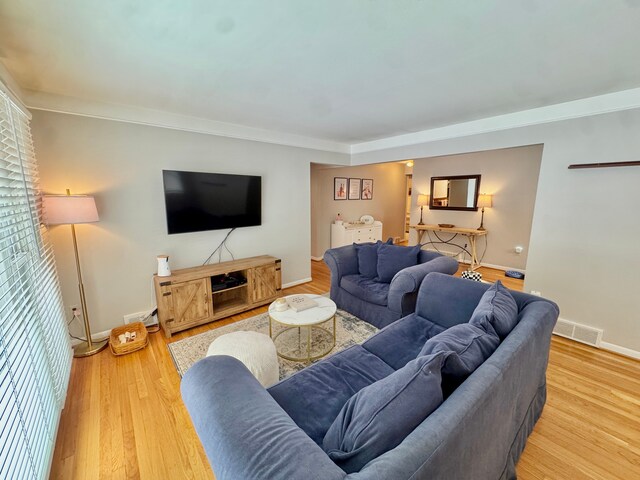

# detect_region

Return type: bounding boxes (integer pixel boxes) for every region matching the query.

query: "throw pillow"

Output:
[469,281,518,340]
[419,322,500,379]
[354,241,381,278]
[322,353,444,473]
[376,244,421,283]
[354,238,394,278]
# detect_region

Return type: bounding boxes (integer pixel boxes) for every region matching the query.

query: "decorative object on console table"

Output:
[43,190,107,357]
[361,179,373,200]
[348,178,361,200]
[477,194,493,231]
[417,194,429,225]
[157,254,171,277]
[334,177,347,200]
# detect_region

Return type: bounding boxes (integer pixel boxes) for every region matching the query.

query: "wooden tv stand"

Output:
[153,255,281,338]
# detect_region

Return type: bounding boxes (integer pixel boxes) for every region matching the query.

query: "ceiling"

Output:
[1,0,640,144]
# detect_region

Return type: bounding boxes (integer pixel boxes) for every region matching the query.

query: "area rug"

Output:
[167,309,378,379]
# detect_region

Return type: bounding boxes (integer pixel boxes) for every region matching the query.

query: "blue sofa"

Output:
[324,243,459,328]
[181,273,559,480]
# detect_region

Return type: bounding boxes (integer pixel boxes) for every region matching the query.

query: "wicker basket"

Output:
[109,322,149,356]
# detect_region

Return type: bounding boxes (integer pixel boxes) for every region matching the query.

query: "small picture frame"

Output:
[334,177,347,200]
[348,178,361,200]
[361,179,373,200]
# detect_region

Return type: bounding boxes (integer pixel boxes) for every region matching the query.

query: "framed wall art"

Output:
[334,177,347,200]
[348,178,361,200]
[361,179,373,200]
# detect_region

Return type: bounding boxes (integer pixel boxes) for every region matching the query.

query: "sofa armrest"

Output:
[181,356,346,480]
[323,245,359,289]
[387,255,459,314]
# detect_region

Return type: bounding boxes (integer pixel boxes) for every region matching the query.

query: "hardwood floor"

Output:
[50,261,640,479]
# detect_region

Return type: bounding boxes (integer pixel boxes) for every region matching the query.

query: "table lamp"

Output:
[43,189,107,357]
[477,194,493,231]
[417,194,430,225]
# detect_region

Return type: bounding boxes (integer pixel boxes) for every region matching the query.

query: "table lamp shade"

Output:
[43,195,99,225]
[417,194,430,206]
[477,194,493,208]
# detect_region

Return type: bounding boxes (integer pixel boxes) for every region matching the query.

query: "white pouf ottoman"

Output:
[206,331,279,387]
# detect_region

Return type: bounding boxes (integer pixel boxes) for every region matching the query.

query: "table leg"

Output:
[268,316,272,338]
[469,235,479,271]
[307,326,312,363]
[298,327,301,352]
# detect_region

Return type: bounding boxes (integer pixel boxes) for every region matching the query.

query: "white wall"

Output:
[32,110,348,334]
[353,109,640,353]
[410,145,543,271]
[310,162,406,257]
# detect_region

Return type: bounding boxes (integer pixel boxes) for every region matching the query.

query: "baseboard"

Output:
[69,329,111,346]
[421,247,524,273]
[282,277,312,289]
[310,256,323,262]
[599,341,640,360]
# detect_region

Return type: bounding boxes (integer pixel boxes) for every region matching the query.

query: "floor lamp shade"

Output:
[43,191,106,357]
[43,195,99,225]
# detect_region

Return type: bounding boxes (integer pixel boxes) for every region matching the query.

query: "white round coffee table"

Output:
[268,294,337,362]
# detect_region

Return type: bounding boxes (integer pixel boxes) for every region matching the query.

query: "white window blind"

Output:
[0,88,72,479]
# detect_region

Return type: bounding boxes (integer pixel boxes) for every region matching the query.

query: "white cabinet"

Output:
[331,221,383,248]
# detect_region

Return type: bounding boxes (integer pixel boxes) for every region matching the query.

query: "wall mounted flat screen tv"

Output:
[162,170,262,234]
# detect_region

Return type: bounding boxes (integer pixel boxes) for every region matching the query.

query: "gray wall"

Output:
[310,162,406,257]
[353,109,640,353]
[32,110,348,334]
[410,145,543,270]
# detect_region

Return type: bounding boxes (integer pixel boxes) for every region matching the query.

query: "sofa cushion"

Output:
[340,275,390,306]
[469,281,518,340]
[268,345,395,445]
[354,241,381,278]
[323,353,445,473]
[376,244,421,283]
[419,321,499,380]
[362,313,445,370]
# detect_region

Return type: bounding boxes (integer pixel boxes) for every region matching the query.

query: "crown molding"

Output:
[22,87,640,157]
[350,87,640,154]
[23,89,351,154]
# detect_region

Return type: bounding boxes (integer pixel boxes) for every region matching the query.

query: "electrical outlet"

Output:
[123,310,158,326]
[515,245,524,254]
[70,305,81,317]
[530,290,542,296]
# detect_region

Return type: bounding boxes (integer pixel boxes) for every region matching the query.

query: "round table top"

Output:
[268,294,337,327]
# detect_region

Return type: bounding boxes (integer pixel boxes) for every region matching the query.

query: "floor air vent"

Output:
[553,318,602,347]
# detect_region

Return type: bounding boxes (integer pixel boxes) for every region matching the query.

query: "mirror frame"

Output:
[429,174,481,211]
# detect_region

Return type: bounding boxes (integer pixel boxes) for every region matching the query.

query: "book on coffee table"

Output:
[286,295,319,312]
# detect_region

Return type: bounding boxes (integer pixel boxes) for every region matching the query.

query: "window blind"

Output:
[0,88,72,479]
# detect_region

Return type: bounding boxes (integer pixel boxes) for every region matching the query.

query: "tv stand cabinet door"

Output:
[168,278,211,331]
[251,264,278,303]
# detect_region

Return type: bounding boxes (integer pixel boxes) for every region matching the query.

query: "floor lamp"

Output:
[44,190,108,357]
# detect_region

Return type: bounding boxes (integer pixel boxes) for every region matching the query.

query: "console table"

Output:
[410,224,487,271]
[154,255,281,337]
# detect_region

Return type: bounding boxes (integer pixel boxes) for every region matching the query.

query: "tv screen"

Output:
[162,170,261,234]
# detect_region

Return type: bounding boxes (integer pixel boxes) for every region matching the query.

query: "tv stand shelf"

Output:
[153,255,281,338]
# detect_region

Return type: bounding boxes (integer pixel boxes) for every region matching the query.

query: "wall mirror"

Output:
[430,175,481,211]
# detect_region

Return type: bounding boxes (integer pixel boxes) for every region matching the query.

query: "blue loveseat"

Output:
[324,243,459,328]
[181,273,559,480]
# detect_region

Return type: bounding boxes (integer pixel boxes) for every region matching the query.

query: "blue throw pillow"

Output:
[419,322,499,379]
[322,353,444,473]
[354,241,381,278]
[469,281,518,340]
[376,244,421,283]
